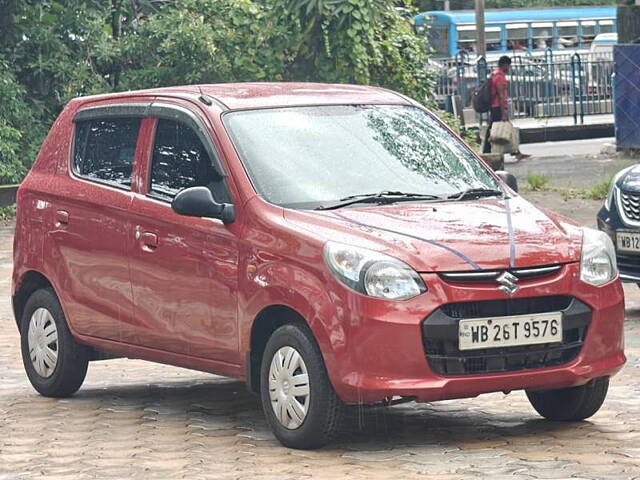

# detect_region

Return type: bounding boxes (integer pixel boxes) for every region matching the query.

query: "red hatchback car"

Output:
[13,83,625,449]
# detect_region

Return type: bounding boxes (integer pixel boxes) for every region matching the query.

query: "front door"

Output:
[127,113,239,363]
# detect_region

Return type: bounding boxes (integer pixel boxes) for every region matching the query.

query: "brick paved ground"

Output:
[1,200,640,479]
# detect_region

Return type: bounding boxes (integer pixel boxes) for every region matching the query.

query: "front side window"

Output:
[73,118,140,189]
[149,119,221,201]
[223,105,499,209]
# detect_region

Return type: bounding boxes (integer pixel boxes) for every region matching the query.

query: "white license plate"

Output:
[458,312,562,351]
[617,231,640,253]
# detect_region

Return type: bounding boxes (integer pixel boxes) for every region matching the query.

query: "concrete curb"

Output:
[519,123,614,144]
[470,123,614,145]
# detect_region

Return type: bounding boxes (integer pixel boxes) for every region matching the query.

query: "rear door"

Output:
[127,101,240,363]
[49,104,146,340]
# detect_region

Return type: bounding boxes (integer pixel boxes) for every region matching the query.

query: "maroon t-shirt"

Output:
[491,68,508,108]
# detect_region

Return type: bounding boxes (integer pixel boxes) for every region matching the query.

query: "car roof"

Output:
[76,82,410,111]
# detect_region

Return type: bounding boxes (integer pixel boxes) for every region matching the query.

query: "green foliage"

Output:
[0,55,40,184]
[118,0,291,88]
[0,205,17,223]
[432,107,477,146]
[0,0,450,184]
[275,0,435,102]
[525,172,551,192]
[561,175,614,201]
[10,1,114,115]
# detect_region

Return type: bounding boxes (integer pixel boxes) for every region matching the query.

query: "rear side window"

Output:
[149,119,222,201]
[73,118,141,189]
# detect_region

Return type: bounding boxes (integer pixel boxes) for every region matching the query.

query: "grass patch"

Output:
[524,172,551,192]
[559,174,614,201]
[581,175,614,200]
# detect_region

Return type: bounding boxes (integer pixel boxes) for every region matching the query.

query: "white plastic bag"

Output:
[489,121,514,145]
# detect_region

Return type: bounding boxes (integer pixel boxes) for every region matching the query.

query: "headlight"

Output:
[580,228,618,286]
[605,166,633,210]
[604,184,616,211]
[323,242,426,300]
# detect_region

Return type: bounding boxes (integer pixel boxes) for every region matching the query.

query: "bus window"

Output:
[532,23,553,49]
[457,26,476,54]
[506,23,528,51]
[486,27,502,52]
[557,21,578,49]
[428,25,450,56]
[581,21,597,47]
[599,20,615,34]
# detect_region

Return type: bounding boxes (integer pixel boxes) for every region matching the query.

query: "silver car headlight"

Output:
[580,228,618,286]
[323,242,426,300]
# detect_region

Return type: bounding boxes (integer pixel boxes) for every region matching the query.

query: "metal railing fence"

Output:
[434,49,614,123]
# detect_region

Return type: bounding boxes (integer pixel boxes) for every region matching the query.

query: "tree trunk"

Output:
[618,5,640,44]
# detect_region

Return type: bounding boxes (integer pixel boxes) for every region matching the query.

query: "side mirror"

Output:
[171,186,235,224]
[495,170,518,193]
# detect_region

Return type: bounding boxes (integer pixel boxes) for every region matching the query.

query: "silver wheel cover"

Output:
[27,308,59,378]
[268,346,310,429]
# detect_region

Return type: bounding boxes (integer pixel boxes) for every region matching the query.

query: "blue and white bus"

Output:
[415,6,617,60]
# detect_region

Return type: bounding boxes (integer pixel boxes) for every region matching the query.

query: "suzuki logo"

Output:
[496,271,519,296]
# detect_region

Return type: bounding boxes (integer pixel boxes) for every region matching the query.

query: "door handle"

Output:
[140,232,158,249]
[55,210,69,225]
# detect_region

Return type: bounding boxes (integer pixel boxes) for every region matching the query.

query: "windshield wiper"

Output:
[314,191,443,210]
[447,188,504,201]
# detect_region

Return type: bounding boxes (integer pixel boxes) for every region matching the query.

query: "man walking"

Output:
[484,55,530,160]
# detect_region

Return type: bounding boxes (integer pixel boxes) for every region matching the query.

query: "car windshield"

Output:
[223,105,500,209]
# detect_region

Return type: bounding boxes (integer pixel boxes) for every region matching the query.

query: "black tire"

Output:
[526,377,609,421]
[20,288,89,397]
[260,323,344,449]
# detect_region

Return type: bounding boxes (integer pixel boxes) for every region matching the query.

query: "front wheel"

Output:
[260,323,344,449]
[526,377,609,421]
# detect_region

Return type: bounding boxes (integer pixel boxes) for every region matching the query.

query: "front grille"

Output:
[422,296,590,376]
[620,191,640,221]
[440,265,562,284]
[441,295,572,319]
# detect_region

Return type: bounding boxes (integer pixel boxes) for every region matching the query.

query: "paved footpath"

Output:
[1,216,639,480]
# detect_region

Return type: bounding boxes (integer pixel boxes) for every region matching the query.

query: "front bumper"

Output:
[326,262,625,404]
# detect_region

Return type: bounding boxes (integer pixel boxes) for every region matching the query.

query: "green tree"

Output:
[118,0,291,88]
[274,0,434,101]
[0,0,441,183]
[0,55,40,184]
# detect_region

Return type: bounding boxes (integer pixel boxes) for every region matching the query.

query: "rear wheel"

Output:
[20,288,89,397]
[526,377,609,421]
[260,323,343,449]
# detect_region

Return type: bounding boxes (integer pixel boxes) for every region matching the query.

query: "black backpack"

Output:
[472,76,493,113]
